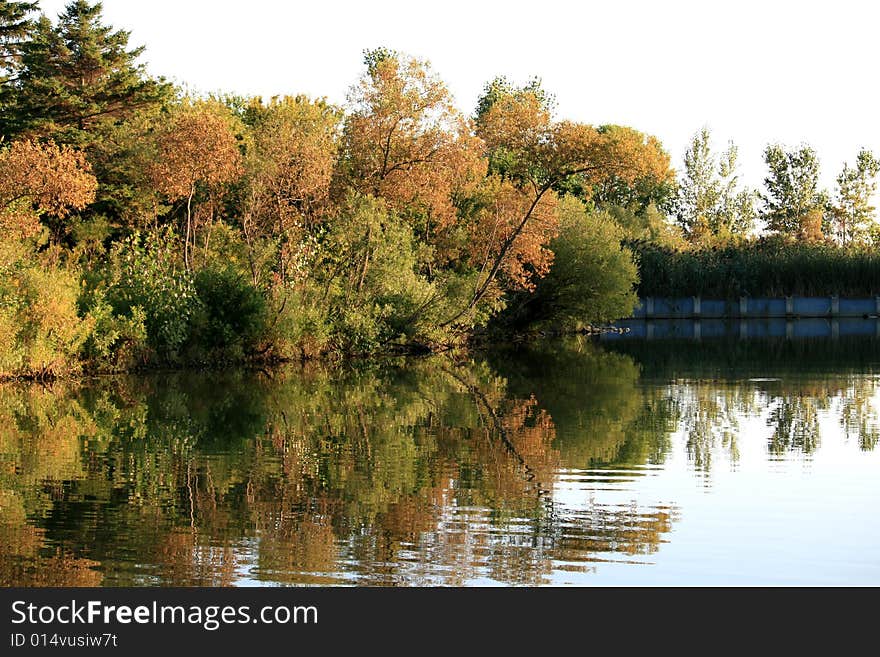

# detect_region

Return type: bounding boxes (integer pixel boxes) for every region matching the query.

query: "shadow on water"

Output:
[2,328,879,585]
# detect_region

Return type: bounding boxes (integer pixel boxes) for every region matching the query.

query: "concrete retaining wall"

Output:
[630,296,880,319]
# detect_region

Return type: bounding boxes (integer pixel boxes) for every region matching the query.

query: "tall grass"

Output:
[633,239,880,298]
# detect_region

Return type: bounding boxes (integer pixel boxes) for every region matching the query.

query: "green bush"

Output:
[0,260,89,378]
[107,229,199,359]
[79,294,147,371]
[495,197,640,330]
[189,266,267,359]
[317,194,460,352]
[262,283,332,360]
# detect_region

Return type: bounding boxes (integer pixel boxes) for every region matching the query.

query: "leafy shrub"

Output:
[189,266,267,359]
[0,261,89,378]
[78,293,147,371]
[107,229,199,359]
[262,283,332,360]
[318,194,450,351]
[496,197,639,330]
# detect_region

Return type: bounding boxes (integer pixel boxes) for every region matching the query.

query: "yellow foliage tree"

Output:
[339,49,485,249]
[242,96,340,283]
[147,100,242,269]
[0,138,97,239]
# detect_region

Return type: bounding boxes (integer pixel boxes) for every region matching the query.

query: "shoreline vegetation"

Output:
[2,2,880,380]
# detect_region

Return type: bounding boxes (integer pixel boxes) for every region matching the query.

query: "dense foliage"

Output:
[0,2,677,377]
[635,239,880,298]
[492,197,639,331]
[2,2,880,377]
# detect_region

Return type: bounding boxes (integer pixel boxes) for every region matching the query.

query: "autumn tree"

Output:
[497,196,640,330]
[2,0,171,143]
[446,81,670,325]
[829,148,880,246]
[474,75,555,132]
[146,100,242,270]
[674,127,756,242]
[241,95,340,284]
[463,175,558,295]
[761,143,827,241]
[0,138,97,238]
[337,48,484,264]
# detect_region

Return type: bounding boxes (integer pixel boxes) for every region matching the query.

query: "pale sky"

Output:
[36,0,880,195]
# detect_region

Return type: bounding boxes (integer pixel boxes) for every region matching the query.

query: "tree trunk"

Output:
[356,224,373,295]
[277,201,286,283]
[184,185,194,271]
[440,186,549,328]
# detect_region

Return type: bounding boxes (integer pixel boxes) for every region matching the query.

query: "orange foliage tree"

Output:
[0,138,97,238]
[146,100,242,269]
[338,48,484,251]
[465,176,559,293]
[445,86,672,325]
[242,95,340,283]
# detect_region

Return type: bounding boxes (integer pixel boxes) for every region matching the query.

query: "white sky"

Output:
[36,0,880,194]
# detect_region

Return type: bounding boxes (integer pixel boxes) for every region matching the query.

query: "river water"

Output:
[2,332,879,585]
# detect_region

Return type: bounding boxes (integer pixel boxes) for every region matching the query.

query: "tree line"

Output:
[1,1,878,377]
[673,127,880,246]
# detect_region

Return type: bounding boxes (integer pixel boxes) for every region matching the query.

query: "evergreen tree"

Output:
[0,0,37,80]
[0,0,37,120]
[1,1,171,143]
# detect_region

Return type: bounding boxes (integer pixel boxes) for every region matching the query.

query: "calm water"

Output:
[2,334,880,586]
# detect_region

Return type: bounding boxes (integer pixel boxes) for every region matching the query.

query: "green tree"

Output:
[761,143,826,240]
[830,148,880,246]
[589,165,677,217]
[717,143,757,238]
[607,203,685,249]
[497,196,639,330]
[674,127,756,242]
[2,1,170,144]
[0,0,37,128]
[0,0,36,82]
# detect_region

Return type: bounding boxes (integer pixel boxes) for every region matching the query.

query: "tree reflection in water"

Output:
[1,337,878,585]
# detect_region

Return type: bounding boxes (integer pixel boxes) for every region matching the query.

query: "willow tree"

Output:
[444,82,671,326]
[146,100,242,270]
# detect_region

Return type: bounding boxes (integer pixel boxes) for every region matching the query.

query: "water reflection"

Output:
[1,337,880,586]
